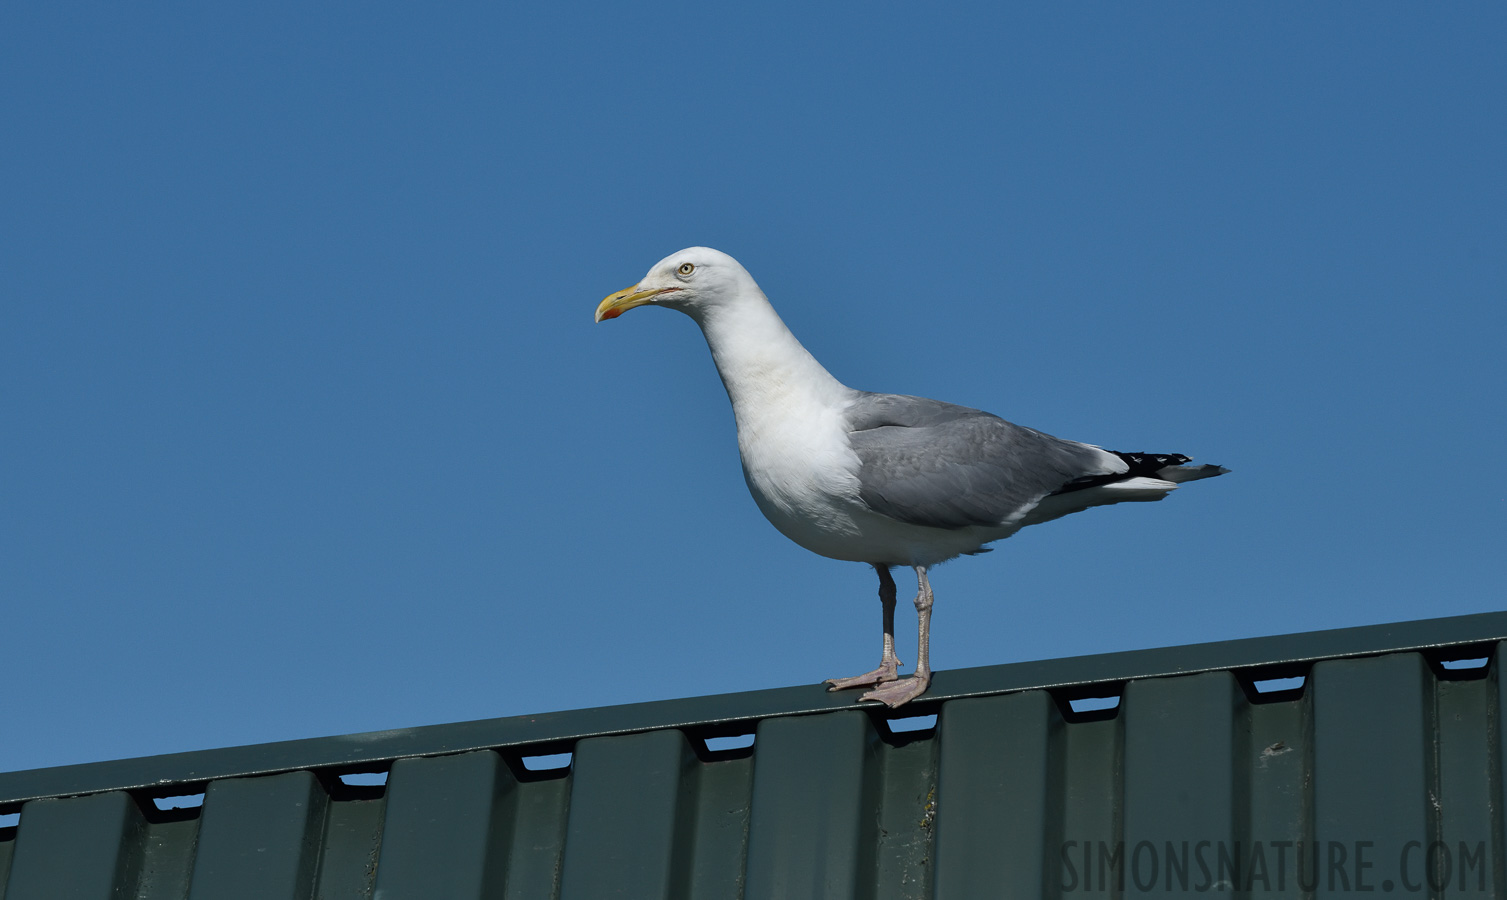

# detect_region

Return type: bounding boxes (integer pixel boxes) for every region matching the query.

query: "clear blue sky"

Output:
[3,4,1503,774]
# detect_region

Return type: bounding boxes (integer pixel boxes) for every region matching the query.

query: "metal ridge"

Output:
[3,609,1503,808]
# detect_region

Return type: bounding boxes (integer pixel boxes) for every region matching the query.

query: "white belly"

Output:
[736,407,1014,567]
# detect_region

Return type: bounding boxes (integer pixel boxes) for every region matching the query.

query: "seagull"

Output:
[596,247,1227,707]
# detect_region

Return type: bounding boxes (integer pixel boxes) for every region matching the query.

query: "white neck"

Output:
[690,288,852,421]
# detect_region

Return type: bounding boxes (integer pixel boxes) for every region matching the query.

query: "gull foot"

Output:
[825,663,901,692]
[859,675,930,708]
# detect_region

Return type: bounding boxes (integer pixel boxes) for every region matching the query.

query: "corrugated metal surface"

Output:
[2,612,1505,898]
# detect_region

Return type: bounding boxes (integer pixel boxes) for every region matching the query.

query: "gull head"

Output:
[596,247,757,324]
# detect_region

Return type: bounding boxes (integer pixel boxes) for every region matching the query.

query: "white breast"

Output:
[735,391,869,557]
[692,277,1010,566]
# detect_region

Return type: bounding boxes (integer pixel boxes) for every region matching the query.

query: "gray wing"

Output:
[844,392,1122,530]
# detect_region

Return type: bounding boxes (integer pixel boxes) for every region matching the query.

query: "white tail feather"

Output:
[1097,476,1179,495]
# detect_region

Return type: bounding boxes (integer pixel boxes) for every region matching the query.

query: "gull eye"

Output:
[677,262,695,276]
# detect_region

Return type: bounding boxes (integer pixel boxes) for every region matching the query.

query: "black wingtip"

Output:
[1113,451,1192,477]
[1053,450,1226,496]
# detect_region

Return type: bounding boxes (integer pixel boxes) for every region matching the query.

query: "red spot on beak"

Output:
[599,307,622,321]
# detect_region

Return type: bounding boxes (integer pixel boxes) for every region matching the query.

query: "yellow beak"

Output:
[595,285,665,323]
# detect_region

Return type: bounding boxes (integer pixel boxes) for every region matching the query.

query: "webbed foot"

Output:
[859,673,930,708]
[824,660,902,692]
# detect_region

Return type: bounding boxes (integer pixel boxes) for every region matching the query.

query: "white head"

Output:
[595,247,761,325]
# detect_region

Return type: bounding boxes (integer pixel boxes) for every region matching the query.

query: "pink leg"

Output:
[861,566,934,708]
[825,565,904,691]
